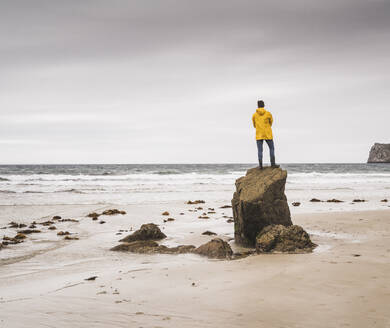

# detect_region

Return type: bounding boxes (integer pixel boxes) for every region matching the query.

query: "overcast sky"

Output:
[1,0,389,164]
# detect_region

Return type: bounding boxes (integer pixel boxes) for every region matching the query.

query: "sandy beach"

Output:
[1,201,389,328]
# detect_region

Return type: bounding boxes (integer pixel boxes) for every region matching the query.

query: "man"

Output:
[252,100,279,169]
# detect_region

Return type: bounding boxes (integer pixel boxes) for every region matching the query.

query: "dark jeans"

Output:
[256,139,275,165]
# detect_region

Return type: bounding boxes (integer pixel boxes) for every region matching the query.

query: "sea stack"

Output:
[232,167,292,247]
[232,167,316,252]
[367,143,390,163]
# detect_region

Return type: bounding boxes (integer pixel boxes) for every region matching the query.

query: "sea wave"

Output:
[289,171,390,178]
[152,170,181,175]
[54,189,85,194]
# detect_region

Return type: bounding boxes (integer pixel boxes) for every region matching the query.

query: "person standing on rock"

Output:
[252,100,279,169]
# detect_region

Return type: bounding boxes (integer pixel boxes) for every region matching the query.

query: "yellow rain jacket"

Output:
[252,107,273,140]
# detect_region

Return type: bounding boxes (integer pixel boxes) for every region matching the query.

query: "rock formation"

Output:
[232,167,292,247]
[367,143,390,163]
[232,167,316,253]
[256,225,317,253]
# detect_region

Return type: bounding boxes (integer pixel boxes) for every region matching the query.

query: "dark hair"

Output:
[257,100,264,108]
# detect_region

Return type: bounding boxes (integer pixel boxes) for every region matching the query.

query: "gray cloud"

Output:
[0,0,389,163]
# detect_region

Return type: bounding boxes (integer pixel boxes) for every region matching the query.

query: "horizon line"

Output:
[0,162,377,166]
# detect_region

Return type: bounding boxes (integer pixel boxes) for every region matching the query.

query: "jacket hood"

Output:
[256,107,266,115]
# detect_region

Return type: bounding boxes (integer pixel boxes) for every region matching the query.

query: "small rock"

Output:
[52,216,61,220]
[194,238,233,259]
[39,220,54,226]
[9,222,27,229]
[64,236,79,240]
[187,200,205,204]
[102,209,126,216]
[292,202,301,207]
[14,233,27,240]
[220,205,232,208]
[179,212,184,215]
[111,240,159,252]
[111,240,195,254]
[119,223,166,243]
[58,218,79,222]
[198,215,210,219]
[327,199,343,203]
[202,231,217,236]
[380,199,388,202]
[310,198,322,202]
[226,219,234,223]
[17,229,41,234]
[87,212,100,218]
[2,236,23,244]
[353,199,366,202]
[48,226,57,230]
[99,221,106,224]
[57,231,70,236]
[85,276,98,281]
[162,211,170,216]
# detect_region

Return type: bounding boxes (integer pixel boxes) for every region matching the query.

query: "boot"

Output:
[259,161,263,170]
[271,157,279,168]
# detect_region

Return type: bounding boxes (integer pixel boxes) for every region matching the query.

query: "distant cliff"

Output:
[367,143,390,163]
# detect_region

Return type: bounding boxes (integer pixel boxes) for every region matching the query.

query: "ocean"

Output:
[0,163,389,212]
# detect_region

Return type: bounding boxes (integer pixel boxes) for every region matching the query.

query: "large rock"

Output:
[256,225,317,253]
[194,238,233,259]
[367,143,390,163]
[119,223,166,243]
[232,167,292,247]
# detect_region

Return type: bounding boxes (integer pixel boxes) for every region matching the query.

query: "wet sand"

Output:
[0,204,389,328]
